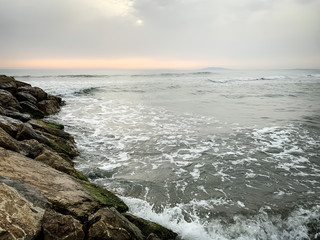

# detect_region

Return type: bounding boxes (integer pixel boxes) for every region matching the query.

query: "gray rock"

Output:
[0,114,24,137]
[0,182,45,240]
[16,91,38,105]
[4,108,31,122]
[20,101,45,119]
[38,100,60,115]
[0,89,21,110]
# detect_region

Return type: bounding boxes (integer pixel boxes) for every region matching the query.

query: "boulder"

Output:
[42,209,84,240]
[37,99,60,115]
[4,108,31,122]
[28,119,71,140]
[20,101,45,119]
[16,122,50,145]
[34,149,77,177]
[88,207,143,240]
[0,75,17,92]
[17,86,48,101]
[0,127,21,152]
[0,147,100,218]
[48,93,63,105]
[0,175,50,209]
[0,182,45,240]
[19,139,45,158]
[123,213,177,240]
[0,89,21,110]
[16,91,38,105]
[0,114,24,137]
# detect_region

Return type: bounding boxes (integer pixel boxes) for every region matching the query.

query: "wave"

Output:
[74,87,102,96]
[131,72,215,78]
[122,196,320,240]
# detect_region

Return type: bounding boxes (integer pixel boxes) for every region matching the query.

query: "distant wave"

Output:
[131,71,216,77]
[207,75,289,84]
[74,87,102,95]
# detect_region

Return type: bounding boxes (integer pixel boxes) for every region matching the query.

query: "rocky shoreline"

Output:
[0,74,177,240]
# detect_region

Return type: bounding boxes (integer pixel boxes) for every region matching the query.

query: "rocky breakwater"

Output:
[0,75,177,240]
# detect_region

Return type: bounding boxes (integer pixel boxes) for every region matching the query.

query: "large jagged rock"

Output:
[0,182,45,240]
[37,99,60,115]
[88,207,144,240]
[3,108,31,122]
[0,89,21,111]
[0,127,21,152]
[0,147,100,218]
[0,114,23,137]
[123,213,178,240]
[42,209,84,240]
[0,75,30,92]
[20,101,45,119]
[17,86,48,102]
[16,91,38,105]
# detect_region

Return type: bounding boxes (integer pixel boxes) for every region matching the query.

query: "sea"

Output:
[2,68,320,239]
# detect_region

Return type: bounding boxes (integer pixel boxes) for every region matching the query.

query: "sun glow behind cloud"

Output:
[0,0,319,69]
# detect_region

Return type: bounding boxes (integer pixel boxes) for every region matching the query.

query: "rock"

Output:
[0,89,21,110]
[80,181,128,213]
[4,108,31,122]
[48,93,63,105]
[0,182,45,240]
[0,175,50,209]
[17,86,47,102]
[0,127,20,152]
[19,139,45,158]
[34,149,77,177]
[0,147,102,218]
[38,100,60,115]
[28,119,71,140]
[16,91,38,105]
[0,114,24,137]
[147,233,162,240]
[41,131,79,158]
[20,101,45,118]
[123,213,177,240]
[88,207,143,240]
[16,122,50,145]
[42,209,84,240]
[0,75,30,92]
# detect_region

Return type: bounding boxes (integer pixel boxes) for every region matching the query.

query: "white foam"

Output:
[121,196,320,240]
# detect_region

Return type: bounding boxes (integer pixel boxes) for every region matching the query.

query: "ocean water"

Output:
[4,68,320,239]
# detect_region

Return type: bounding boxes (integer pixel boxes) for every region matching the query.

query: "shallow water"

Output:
[6,68,320,239]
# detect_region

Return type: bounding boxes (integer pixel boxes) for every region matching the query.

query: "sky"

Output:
[0,0,319,69]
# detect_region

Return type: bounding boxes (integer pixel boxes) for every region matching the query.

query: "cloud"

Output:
[0,0,319,68]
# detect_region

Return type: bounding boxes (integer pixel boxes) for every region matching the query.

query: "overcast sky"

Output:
[0,0,319,69]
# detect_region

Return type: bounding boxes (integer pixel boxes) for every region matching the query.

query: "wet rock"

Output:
[28,119,71,140]
[147,233,162,240]
[34,149,77,177]
[16,91,38,105]
[17,86,48,102]
[123,213,177,240]
[0,127,20,152]
[42,209,84,240]
[19,139,45,158]
[37,99,60,115]
[16,122,50,145]
[0,182,45,240]
[48,93,63,105]
[0,114,23,137]
[20,101,45,119]
[4,108,31,122]
[88,207,143,240]
[0,147,100,218]
[0,89,21,110]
